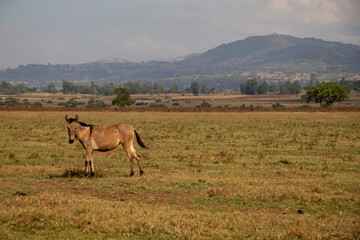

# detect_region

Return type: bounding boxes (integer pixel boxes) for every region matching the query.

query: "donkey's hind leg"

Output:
[130,143,144,176]
[123,142,144,176]
[122,143,135,177]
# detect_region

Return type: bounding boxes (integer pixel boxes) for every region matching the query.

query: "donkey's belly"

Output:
[93,140,120,152]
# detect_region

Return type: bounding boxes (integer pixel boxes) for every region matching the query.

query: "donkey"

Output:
[65,115,148,177]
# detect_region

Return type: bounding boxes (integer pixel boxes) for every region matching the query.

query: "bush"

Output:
[86,98,107,108]
[5,97,19,106]
[58,99,85,108]
[22,99,32,106]
[197,101,212,108]
[135,102,148,106]
[149,103,165,108]
[272,103,285,108]
[33,102,43,107]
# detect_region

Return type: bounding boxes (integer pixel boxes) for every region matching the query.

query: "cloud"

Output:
[122,36,160,51]
[0,0,359,68]
[166,42,188,52]
[129,0,359,49]
[103,27,189,61]
[134,0,358,30]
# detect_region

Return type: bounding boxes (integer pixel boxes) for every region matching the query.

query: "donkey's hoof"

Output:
[90,172,95,177]
[140,170,144,176]
[130,172,134,177]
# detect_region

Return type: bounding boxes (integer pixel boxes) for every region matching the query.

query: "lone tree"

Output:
[112,87,134,107]
[46,83,57,93]
[306,82,348,107]
[191,82,200,96]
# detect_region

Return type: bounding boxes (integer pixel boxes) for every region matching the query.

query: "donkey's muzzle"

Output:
[69,139,74,144]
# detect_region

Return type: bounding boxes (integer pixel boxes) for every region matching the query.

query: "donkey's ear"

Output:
[74,115,79,122]
[65,115,69,122]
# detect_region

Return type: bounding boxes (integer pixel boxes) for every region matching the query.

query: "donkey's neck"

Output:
[75,124,92,142]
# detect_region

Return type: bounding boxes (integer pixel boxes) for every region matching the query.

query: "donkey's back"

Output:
[90,124,139,151]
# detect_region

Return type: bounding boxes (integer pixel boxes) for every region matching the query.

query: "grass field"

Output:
[0,111,359,239]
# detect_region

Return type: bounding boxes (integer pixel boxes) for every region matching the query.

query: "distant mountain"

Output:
[1,34,359,89]
[179,33,360,70]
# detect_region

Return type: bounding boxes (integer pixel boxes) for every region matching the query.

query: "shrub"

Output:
[86,98,107,108]
[33,102,43,107]
[198,101,212,108]
[4,97,19,106]
[272,103,285,108]
[149,103,165,108]
[135,102,147,106]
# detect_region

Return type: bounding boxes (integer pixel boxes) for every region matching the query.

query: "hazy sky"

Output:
[0,0,359,68]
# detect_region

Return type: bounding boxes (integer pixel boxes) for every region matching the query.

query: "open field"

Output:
[1,90,360,109]
[0,111,359,239]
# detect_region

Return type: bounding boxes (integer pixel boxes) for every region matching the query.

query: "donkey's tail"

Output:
[134,130,148,149]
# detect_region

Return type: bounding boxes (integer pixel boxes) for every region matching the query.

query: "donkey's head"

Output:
[65,115,79,144]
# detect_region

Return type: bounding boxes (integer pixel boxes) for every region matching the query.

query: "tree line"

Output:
[239,77,360,96]
[47,81,214,95]
[1,78,359,97]
[0,81,37,95]
[59,81,116,95]
[239,78,302,95]
[54,79,312,96]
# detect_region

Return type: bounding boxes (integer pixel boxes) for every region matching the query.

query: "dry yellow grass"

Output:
[0,111,359,239]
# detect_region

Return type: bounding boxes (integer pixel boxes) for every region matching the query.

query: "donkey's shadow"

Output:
[50,169,104,178]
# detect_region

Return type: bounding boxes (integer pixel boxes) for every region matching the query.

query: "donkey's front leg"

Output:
[89,150,95,177]
[84,159,89,177]
[84,149,92,177]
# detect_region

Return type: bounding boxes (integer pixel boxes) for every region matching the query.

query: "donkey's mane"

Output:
[78,121,94,127]
[68,118,94,127]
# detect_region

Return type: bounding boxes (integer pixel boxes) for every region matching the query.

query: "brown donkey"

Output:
[65,115,148,177]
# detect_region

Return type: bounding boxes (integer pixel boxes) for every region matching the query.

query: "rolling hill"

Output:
[1,33,359,89]
[179,33,360,70]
